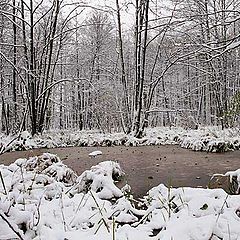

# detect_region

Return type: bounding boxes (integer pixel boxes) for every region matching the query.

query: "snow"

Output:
[226,40,240,50]
[225,169,240,194]
[89,150,103,157]
[1,153,240,240]
[1,126,240,153]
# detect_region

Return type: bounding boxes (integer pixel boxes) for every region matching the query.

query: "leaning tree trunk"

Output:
[133,0,150,138]
[12,0,17,129]
[116,0,131,133]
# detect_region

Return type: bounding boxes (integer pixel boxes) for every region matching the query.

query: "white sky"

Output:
[89,0,135,27]
[64,0,173,32]
[89,0,173,26]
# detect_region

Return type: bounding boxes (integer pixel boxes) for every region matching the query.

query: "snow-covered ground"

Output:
[0,153,240,240]
[0,126,240,153]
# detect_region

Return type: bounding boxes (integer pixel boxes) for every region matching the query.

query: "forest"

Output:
[0,0,239,138]
[1,1,240,240]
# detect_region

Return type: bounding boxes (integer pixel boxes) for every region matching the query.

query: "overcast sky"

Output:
[64,0,173,31]
[88,0,173,26]
[88,0,135,27]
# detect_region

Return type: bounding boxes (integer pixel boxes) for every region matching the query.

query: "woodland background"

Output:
[0,0,240,137]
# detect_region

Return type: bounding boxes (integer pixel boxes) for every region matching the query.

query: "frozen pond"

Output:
[0,145,239,198]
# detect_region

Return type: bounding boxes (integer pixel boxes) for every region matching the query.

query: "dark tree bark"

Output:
[116,0,131,133]
[12,0,17,127]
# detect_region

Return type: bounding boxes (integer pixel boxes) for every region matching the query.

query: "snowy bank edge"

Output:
[0,126,240,153]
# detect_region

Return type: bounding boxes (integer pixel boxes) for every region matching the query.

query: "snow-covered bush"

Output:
[0,154,126,239]
[0,126,240,153]
[69,161,124,199]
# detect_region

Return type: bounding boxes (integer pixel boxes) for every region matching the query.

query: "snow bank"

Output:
[1,126,240,153]
[144,184,240,240]
[1,154,240,240]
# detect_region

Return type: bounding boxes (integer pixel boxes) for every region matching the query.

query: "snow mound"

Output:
[143,184,240,240]
[69,161,124,199]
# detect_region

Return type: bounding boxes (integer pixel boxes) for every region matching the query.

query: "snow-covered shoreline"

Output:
[1,126,240,153]
[0,153,240,240]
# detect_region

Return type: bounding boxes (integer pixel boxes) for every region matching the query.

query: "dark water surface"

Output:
[0,145,239,198]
